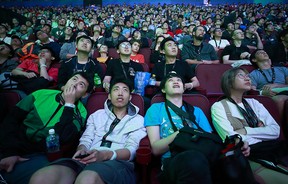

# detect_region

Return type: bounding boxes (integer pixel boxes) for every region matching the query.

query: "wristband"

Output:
[110,150,117,160]
[40,64,47,68]
[64,103,75,108]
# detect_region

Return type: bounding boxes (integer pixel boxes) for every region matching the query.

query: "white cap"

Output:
[49,129,55,135]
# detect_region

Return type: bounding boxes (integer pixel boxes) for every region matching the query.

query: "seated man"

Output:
[249,49,288,117]
[144,72,252,184]
[11,46,59,94]
[0,72,94,184]
[222,29,251,67]
[30,78,147,184]
[151,37,200,92]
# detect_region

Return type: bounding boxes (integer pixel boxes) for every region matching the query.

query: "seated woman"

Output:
[211,67,288,184]
[130,39,145,63]
[96,44,112,64]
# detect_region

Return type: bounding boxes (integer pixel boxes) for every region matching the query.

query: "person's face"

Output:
[227,23,234,31]
[59,18,66,26]
[163,40,178,57]
[108,82,131,109]
[162,76,184,96]
[113,26,121,34]
[131,42,140,53]
[99,45,108,53]
[0,25,7,34]
[233,70,251,92]
[20,25,27,33]
[77,21,85,30]
[254,50,270,62]
[93,25,101,33]
[42,25,51,34]
[232,29,244,40]
[133,31,141,39]
[193,26,205,40]
[118,42,132,55]
[38,49,53,61]
[76,37,93,53]
[0,44,12,57]
[65,27,73,35]
[214,29,222,37]
[11,38,22,47]
[36,30,49,41]
[266,24,274,32]
[281,33,288,44]
[64,74,89,99]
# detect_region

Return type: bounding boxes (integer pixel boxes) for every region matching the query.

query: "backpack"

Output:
[16,42,40,62]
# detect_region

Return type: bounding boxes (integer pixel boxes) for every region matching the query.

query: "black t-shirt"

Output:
[105,58,144,86]
[151,60,195,82]
[221,44,250,60]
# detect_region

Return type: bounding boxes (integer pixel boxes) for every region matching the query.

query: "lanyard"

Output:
[214,39,222,49]
[102,117,121,141]
[258,67,275,84]
[163,62,176,76]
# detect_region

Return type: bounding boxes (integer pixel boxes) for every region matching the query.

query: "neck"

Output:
[120,55,131,63]
[165,56,176,64]
[193,39,202,46]
[230,91,243,104]
[258,60,271,70]
[100,53,108,57]
[113,107,128,119]
[112,32,119,38]
[214,37,221,40]
[93,33,100,37]
[131,51,137,56]
[77,52,89,63]
[233,40,242,47]
[166,95,183,107]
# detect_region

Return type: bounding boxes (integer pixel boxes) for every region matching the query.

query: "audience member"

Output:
[130,39,145,63]
[208,28,230,52]
[104,25,127,48]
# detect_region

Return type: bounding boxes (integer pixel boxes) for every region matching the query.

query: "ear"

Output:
[51,56,55,61]
[117,49,120,54]
[108,93,111,100]
[129,94,132,101]
[161,88,166,94]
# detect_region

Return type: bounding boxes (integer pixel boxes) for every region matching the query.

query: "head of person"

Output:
[98,44,108,54]
[226,23,235,31]
[76,35,94,53]
[231,29,245,41]
[0,41,14,59]
[108,78,133,108]
[63,72,94,99]
[64,26,73,36]
[112,25,122,34]
[160,37,178,57]
[92,24,102,34]
[35,30,49,42]
[160,71,185,98]
[41,24,52,34]
[221,67,251,98]
[132,30,141,40]
[249,49,271,68]
[279,29,288,44]
[38,46,58,63]
[192,25,206,41]
[0,24,8,34]
[130,39,141,54]
[213,28,223,38]
[11,35,23,49]
[117,40,132,56]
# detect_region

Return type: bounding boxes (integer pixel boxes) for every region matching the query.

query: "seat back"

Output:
[86,92,145,116]
[240,65,256,73]
[108,48,120,59]
[139,48,151,66]
[0,91,22,123]
[151,93,211,123]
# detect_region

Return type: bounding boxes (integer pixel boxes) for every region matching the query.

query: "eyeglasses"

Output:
[120,43,131,48]
[237,73,250,79]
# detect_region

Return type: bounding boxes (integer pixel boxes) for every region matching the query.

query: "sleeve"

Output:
[105,59,114,77]
[54,104,87,144]
[211,101,249,141]
[57,61,70,89]
[221,45,232,57]
[0,95,34,157]
[59,43,69,61]
[184,62,195,79]
[144,104,161,127]
[181,43,194,61]
[245,99,280,140]
[150,51,161,64]
[193,107,212,133]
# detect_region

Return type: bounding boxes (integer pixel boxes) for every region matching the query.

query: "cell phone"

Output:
[75,154,90,159]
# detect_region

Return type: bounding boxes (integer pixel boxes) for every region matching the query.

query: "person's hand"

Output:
[24,72,37,78]
[240,52,250,59]
[63,85,77,104]
[184,83,193,90]
[202,60,213,64]
[0,156,29,172]
[39,57,46,65]
[262,85,277,97]
[241,141,250,157]
[103,83,110,93]
[77,149,109,164]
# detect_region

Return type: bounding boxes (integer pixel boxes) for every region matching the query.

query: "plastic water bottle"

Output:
[149,74,156,86]
[94,73,102,87]
[46,129,61,161]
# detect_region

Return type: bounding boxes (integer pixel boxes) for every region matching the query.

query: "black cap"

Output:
[160,37,176,50]
[160,71,184,90]
[109,77,133,93]
[76,35,94,48]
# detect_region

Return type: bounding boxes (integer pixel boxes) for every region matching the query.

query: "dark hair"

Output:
[279,29,288,41]
[160,37,176,51]
[249,49,262,68]
[130,39,142,47]
[192,25,206,33]
[76,35,94,48]
[221,67,249,97]
[109,78,133,93]
[160,71,184,90]
[71,72,94,93]
[40,45,59,61]
[0,41,14,58]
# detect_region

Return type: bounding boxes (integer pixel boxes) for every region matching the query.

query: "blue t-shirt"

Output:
[250,67,288,89]
[144,102,212,159]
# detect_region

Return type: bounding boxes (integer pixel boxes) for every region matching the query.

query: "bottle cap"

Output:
[49,129,55,135]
